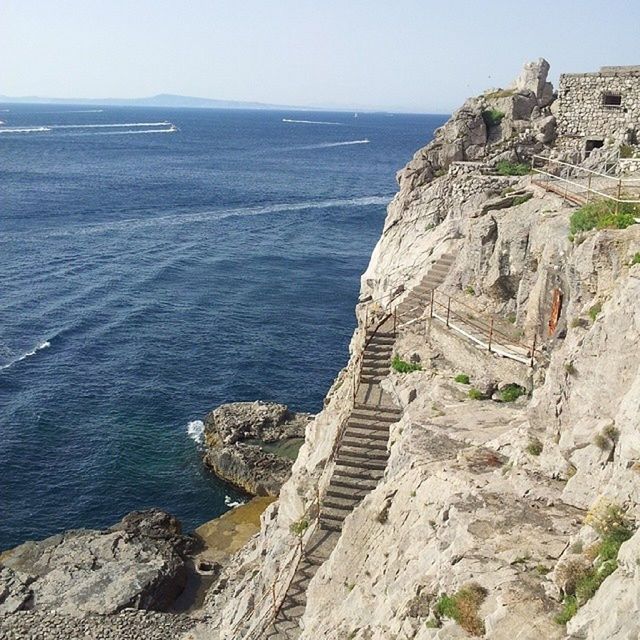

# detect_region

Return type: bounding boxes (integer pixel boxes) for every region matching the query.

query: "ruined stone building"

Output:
[556,65,640,155]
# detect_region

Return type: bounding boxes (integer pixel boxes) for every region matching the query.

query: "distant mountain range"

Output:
[0,93,323,111]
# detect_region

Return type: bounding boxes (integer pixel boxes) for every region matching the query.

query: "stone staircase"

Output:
[395,253,455,324]
[263,320,400,639]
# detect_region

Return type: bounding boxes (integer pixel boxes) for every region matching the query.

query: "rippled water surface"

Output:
[0,105,445,549]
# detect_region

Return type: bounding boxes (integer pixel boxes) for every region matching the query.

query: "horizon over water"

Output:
[0,104,445,550]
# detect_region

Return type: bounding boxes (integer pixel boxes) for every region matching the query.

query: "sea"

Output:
[0,104,445,550]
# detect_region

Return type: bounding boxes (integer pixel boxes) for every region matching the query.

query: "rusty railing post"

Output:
[530,333,537,367]
[587,173,592,203]
[446,296,451,328]
[430,289,435,319]
[617,177,622,213]
[272,582,277,617]
[488,317,494,353]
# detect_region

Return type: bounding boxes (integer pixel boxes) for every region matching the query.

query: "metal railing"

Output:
[234,305,397,638]
[531,155,640,210]
[398,288,539,366]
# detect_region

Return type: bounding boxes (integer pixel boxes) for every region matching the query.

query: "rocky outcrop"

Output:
[395,58,556,205]
[202,401,312,496]
[0,510,192,616]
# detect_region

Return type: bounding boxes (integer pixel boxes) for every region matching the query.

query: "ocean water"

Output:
[0,105,445,550]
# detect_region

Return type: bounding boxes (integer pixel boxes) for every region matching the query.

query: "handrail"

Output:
[531,155,640,206]
[398,288,539,366]
[236,305,396,638]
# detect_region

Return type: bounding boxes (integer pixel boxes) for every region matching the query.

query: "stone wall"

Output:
[557,67,640,149]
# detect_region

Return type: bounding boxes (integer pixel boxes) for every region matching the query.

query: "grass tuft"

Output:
[454,373,470,385]
[435,583,487,636]
[482,108,505,128]
[569,199,639,237]
[468,388,484,400]
[631,252,640,266]
[391,355,422,374]
[526,438,543,456]
[500,383,526,403]
[496,160,530,176]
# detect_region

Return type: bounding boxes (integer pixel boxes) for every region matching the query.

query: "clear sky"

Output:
[1,0,639,113]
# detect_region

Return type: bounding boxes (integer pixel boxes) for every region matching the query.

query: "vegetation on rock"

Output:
[500,383,526,402]
[526,438,543,456]
[482,108,505,128]
[454,373,470,384]
[495,160,530,176]
[434,583,487,636]
[391,355,422,373]
[569,200,638,237]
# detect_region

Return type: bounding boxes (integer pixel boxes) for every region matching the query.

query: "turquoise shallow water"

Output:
[0,105,444,549]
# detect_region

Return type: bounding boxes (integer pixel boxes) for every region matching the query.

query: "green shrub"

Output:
[468,388,484,400]
[588,302,602,321]
[593,433,611,450]
[435,583,487,636]
[500,383,526,402]
[506,313,517,324]
[454,373,470,385]
[290,518,309,537]
[526,438,543,456]
[496,161,530,176]
[482,108,505,128]
[555,596,578,625]
[391,355,422,374]
[555,500,636,624]
[569,199,639,237]
[511,193,533,206]
[465,285,475,295]
[620,144,635,159]
[631,252,640,265]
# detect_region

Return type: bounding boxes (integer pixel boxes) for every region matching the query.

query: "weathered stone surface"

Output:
[0,510,190,616]
[202,401,312,496]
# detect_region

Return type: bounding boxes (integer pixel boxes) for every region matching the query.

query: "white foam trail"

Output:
[89,127,176,136]
[0,126,51,134]
[225,496,245,508]
[41,109,105,113]
[186,420,205,445]
[282,118,344,125]
[305,139,369,149]
[1,341,51,371]
[1,195,392,240]
[49,121,171,129]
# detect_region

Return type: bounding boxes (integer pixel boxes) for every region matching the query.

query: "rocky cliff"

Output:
[186,59,640,640]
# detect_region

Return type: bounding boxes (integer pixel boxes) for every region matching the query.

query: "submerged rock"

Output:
[0,510,192,616]
[202,401,312,496]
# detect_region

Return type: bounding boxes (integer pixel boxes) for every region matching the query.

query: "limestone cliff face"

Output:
[187,60,640,640]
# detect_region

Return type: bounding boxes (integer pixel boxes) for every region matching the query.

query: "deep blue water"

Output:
[0,105,444,550]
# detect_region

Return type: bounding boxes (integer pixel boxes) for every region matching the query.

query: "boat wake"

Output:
[0,127,52,134]
[225,496,245,508]
[282,118,344,125]
[301,139,369,149]
[0,122,176,135]
[0,340,51,371]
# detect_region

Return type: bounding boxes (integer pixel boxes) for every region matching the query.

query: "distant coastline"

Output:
[0,93,448,115]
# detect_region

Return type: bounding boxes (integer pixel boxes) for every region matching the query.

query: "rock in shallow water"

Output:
[202,401,312,496]
[0,510,192,616]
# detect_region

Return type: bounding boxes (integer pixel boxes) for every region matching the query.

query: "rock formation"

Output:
[0,510,192,616]
[202,401,312,496]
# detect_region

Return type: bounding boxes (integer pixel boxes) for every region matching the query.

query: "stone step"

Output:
[343,425,390,441]
[329,475,380,492]
[362,352,391,362]
[320,519,343,533]
[361,360,390,371]
[366,333,395,344]
[349,415,397,428]
[352,404,401,417]
[322,494,360,512]
[338,444,388,461]
[320,506,349,523]
[325,484,371,501]
[335,454,387,471]
[332,464,385,482]
[341,436,388,451]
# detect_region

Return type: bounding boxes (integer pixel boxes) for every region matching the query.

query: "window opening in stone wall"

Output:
[585,139,604,156]
[602,93,622,107]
